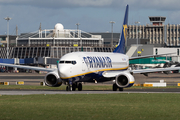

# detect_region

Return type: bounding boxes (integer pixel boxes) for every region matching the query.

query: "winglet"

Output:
[113,4,129,54]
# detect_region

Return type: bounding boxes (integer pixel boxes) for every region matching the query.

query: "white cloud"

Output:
[68,0,113,7]
[0,0,113,8]
[119,0,180,11]
[0,0,180,34]
[0,0,180,10]
[168,11,180,24]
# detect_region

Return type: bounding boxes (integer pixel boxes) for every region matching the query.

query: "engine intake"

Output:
[45,71,62,87]
[115,72,135,88]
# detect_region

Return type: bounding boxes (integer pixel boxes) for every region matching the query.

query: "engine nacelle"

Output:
[45,71,62,87]
[115,72,135,88]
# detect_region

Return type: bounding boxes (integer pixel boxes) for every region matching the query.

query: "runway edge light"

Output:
[0,82,4,85]
[40,82,45,86]
[4,82,9,85]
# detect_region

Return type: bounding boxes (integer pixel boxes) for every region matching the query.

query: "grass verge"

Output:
[0,84,180,91]
[0,93,180,120]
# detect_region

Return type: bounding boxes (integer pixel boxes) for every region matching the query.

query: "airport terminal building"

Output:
[127,16,180,47]
[0,23,118,59]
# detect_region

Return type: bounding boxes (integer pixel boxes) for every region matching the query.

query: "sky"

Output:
[0,0,180,35]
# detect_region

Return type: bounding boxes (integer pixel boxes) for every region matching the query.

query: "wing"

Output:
[130,67,180,74]
[102,67,180,78]
[0,63,56,72]
[129,52,175,60]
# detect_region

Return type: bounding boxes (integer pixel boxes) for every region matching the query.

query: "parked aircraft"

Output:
[0,5,180,91]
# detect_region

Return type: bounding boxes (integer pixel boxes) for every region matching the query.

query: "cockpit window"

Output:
[59,61,64,63]
[72,61,76,65]
[65,61,72,64]
[59,60,77,65]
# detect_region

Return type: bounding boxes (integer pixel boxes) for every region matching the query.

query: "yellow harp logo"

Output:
[123,25,127,40]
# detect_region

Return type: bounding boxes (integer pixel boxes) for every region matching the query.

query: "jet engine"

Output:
[44,71,62,87]
[115,72,135,88]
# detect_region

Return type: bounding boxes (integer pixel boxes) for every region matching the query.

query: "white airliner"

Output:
[0,5,180,91]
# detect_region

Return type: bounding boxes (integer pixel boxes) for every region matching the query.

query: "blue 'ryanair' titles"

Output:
[83,56,112,68]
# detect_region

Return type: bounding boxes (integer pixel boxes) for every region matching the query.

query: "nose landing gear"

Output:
[66,82,82,91]
[66,86,72,91]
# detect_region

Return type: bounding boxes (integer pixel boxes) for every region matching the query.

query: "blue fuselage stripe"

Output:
[61,68,128,82]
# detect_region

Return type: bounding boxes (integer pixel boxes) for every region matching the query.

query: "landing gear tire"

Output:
[77,83,82,91]
[119,88,123,91]
[113,84,117,91]
[72,83,76,91]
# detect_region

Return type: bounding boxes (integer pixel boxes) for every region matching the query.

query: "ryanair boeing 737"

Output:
[0,5,180,91]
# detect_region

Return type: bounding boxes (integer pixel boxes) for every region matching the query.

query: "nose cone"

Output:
[59,65,70,78]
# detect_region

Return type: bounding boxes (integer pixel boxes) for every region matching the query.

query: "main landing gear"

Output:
[66,83,82,91]
[113,83,123,91]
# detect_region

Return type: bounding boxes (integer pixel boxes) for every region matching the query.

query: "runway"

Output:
[0,72,180,95]
[1,88,180,95]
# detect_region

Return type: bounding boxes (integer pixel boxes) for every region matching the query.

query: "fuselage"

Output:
[58,52,129,83]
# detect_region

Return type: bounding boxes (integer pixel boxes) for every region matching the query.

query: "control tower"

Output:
[149,16,166,26]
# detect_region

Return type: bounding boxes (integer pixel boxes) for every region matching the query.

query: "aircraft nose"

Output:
[59,65,70,78]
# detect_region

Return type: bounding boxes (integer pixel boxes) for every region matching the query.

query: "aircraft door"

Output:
[82,60,86,71]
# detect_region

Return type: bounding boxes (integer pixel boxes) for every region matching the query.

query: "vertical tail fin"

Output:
[113,4,129,54]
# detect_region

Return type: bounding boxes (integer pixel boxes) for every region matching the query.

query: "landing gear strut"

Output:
[112,83,123,91]
[66,81,72,91]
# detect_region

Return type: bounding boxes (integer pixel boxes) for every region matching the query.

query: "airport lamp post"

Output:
[135,21,140,56]
[76,23,80,38]
[4,17,12,59]
[76,23,83,50]
[110,21,115,48]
